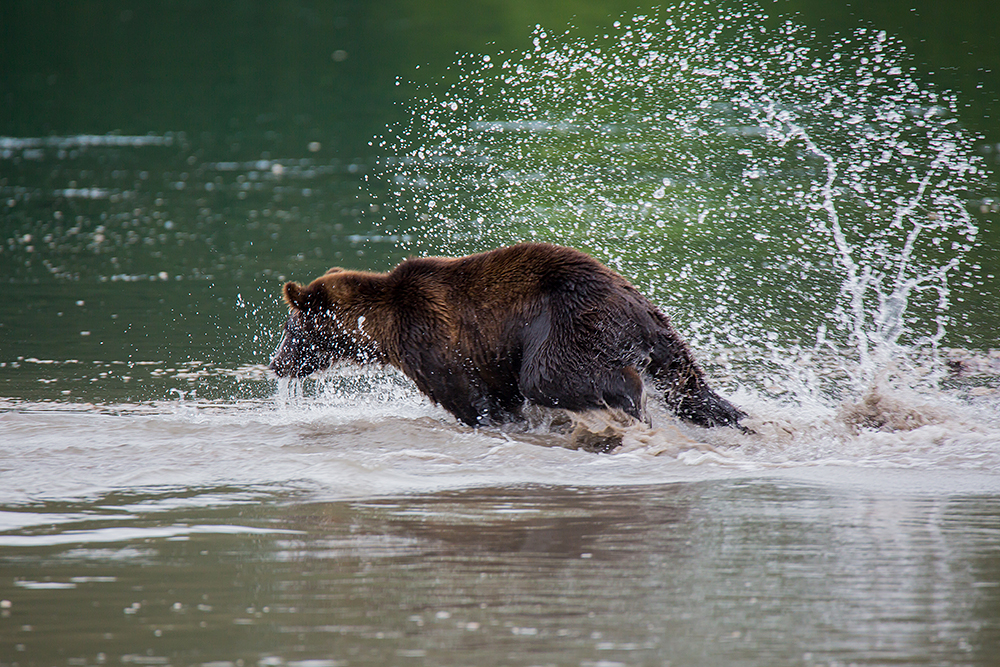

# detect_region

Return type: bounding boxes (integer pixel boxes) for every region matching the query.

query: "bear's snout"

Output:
[269,319,330,378]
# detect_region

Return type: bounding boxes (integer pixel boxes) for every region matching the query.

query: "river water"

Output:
[3,1,1000,665]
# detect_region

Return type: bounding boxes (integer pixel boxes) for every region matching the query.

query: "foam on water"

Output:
[4,353,1000,508]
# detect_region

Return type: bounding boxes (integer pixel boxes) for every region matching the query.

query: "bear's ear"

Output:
[324,267,345,275]
[283,282,310,310]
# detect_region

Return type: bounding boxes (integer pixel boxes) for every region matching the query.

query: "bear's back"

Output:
[390,243,624,306]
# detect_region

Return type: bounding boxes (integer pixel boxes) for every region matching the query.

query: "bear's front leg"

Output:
[398,356,518,427]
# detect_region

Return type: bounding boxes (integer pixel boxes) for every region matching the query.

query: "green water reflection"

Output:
[2,482,999,666]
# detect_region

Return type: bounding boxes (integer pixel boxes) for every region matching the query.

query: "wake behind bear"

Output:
[270,243,746,435]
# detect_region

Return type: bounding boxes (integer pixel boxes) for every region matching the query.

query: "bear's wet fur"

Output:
[270,243,746,431]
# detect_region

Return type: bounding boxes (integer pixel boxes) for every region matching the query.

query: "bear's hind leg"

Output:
[517,309,645,424]
[648,333,746,429]
[519,355,646,423]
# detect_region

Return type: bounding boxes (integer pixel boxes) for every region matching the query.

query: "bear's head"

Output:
[269,268,380,378]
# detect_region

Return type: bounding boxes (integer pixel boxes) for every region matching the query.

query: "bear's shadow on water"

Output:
[279,484,696,561]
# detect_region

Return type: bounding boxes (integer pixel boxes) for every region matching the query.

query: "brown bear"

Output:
[270,243,746,431]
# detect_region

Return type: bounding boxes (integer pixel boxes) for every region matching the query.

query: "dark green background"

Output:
[3,1,998,151]
[3,1,998,146]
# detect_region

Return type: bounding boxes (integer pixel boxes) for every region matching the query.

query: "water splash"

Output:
[272,365,429,420]
[275,376,304,407]
[381,4,987,407]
